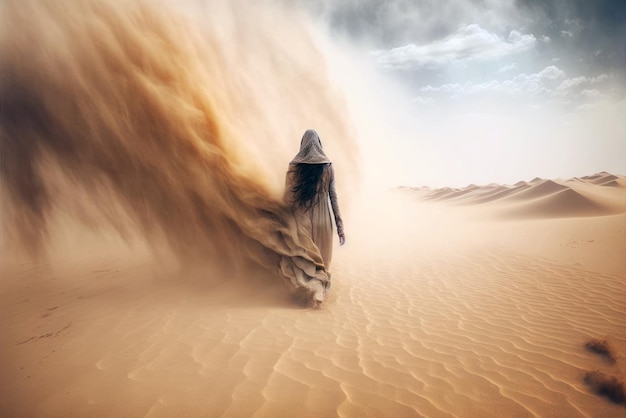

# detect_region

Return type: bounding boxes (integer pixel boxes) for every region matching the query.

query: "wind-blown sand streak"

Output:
[0,0,359,305]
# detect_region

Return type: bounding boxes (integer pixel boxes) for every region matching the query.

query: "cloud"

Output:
[304,0,532,46]
[575,103,598,111]
[411,96,434,105]
[557,74,608,93]
[420,65,565,96]
[372,24,536,69]
[557,76,587,90]
[564,18,583,31]
[581,89,602,99]
[418,66,617,108]
[497,63,518,73]
[553,74,612,109]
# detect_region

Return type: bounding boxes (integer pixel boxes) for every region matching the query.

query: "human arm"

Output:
[328,164,345,245]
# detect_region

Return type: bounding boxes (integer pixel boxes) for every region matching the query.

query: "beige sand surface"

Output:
[1,173,625,417]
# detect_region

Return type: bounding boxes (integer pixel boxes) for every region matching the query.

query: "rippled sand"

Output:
[1,174,625,417]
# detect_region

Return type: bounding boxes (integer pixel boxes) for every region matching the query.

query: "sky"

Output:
[297,0,626,188]
[5,0,621,190]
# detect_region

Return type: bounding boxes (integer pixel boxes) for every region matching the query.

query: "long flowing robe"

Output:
[284,129,344,270]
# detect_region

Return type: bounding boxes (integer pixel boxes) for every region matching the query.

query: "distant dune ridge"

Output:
[410,172,626,219]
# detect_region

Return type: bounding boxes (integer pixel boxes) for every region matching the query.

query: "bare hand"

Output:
[338,232,346,246]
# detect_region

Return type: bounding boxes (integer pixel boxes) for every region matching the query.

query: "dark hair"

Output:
[292,163,327,210]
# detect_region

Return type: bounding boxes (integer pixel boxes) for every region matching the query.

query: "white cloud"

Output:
[412,96,434,105]
[421,84,458,93]
[561,30,574,38]
[372,24,536,69]
[418,67,616,108]
[581,89,602,99]
[557,76,587,90]
[538,66,566,80]
[557,73,609,94]
[565,18,583,31]
[497,62,518,73]
[594,74,609,83]
[576,103,598,111]
[420,65,565,96]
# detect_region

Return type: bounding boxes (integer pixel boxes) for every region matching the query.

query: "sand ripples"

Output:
[2,193,625,416]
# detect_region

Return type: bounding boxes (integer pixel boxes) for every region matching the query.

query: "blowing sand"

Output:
[2,173,625,417]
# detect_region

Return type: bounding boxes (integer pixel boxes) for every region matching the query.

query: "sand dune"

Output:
[462,183,531,205]
[502,188,612,218]
[582,173,626,187]
[499,179,569,201]
[600,180,621,187]
[416,173,626,219]
[594,175,619,184]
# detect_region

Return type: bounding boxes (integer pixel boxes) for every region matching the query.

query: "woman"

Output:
[285,129,345,276]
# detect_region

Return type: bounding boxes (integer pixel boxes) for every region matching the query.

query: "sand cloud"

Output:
[372,24,536,69]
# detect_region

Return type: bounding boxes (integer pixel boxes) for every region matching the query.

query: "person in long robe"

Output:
[284,129,345,302]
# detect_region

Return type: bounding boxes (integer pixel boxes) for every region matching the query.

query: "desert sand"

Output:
[1,172,625,417]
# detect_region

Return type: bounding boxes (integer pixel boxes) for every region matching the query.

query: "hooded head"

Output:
[289,129,330,210]
[290,129,331,164]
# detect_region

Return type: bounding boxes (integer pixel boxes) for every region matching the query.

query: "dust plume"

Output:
[0,0,358,304]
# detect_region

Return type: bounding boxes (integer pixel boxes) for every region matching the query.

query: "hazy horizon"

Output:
[295,0,626,189]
